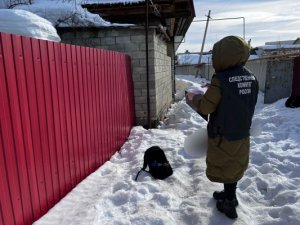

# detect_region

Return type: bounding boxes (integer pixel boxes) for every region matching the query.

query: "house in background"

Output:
[175,38,300,105]
[175,51,215,80]
[57,0,195,127]
[265,38,300,46]
[255,37,300,58]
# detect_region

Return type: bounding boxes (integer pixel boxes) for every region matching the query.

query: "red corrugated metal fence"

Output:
[0,32,135,225]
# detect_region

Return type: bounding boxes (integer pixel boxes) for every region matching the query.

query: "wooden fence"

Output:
[0,32,135,225]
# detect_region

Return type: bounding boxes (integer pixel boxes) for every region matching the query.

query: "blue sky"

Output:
[177,0,300,53]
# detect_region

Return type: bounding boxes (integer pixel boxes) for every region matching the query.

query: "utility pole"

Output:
[199,10,211,64]
[145,0,151,128]
[196,10,211,77]
[193,16,246,40]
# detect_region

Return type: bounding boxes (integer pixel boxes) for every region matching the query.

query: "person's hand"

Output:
[201,83,210,88]
[186,92,195,101]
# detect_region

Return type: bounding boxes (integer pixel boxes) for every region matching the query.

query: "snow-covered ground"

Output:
[33,75,300,225]
[1,1,299,224]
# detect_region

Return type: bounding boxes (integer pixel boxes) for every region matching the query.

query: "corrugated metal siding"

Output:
[0,32,135,225]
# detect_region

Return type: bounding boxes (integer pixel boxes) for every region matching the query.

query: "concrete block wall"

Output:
[167,43,176,95]
[57,26,173,127]
[153,35,172,122]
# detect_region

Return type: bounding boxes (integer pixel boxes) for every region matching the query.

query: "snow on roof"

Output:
[1,0,147,30]
[14,0,111,27]
[0,0,147,44]
[0,9,61,42]
[177,53,212,65]
[258,44,300,50]
[265,40,295,45]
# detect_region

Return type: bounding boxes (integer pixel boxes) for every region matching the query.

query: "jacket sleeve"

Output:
[192,76,222,115]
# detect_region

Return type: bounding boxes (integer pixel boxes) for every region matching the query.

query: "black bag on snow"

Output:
[285,95,300,108]
[135,146,173,181]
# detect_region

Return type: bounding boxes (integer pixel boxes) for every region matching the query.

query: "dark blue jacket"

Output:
[207,65,259,140]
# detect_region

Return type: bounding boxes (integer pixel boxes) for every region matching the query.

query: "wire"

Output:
[213,0,235,15]
[149,0,161,17]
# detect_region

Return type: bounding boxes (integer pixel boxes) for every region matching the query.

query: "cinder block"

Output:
[134,82,147,89]
[101,37,116,45]
[131,35,145,42]
[109,29,120,36]
[59,32,75,40]
[116,36,131,44]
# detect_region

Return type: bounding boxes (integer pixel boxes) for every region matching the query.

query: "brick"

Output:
[133,67,146,74]
[109,29,120,36]
[116,36,131,44]
[131,35,145,43]
[124,43,140,51]
[135,103,148,111]
[134,89,142,97]
[101,37,116,45]
[59,32,75,40]
[135,96,147,103]
[134,82,147,89]
[110,44,125,52]
[97,31,106,38]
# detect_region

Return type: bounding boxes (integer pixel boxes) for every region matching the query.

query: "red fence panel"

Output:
[0,33,26,225]
[0,32,135,225]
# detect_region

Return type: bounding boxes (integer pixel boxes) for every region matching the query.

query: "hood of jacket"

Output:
[212,36,250,72]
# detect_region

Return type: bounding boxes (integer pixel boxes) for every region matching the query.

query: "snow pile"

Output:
[0,9,61,42]
[14,0,111,27]
[0,0,144,41]
[4,0,144,27]
[33,75,300,225]
[1,0,142,28]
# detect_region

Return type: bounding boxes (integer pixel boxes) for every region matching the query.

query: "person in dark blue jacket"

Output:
[186,36,259,219]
